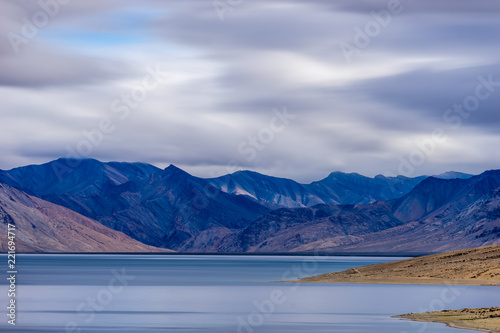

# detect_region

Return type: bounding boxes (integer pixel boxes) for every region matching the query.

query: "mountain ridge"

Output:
[0,158,496,253]
[191,170,500,253]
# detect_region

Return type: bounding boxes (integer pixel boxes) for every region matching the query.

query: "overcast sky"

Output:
[0,0,499,182]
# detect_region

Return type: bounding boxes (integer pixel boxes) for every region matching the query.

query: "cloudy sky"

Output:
[0,0,499,182]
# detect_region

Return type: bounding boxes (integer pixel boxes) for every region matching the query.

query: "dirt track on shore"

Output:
[300,244,500,286]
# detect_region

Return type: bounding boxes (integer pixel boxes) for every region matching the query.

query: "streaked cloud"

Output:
[0,0,499,181]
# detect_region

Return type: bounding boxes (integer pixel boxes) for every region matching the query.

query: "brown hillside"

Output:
[300,244,500,285]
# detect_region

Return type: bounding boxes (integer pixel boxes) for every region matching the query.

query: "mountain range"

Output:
[2,158,498,254]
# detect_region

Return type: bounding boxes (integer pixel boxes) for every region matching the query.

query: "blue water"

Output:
[1,254,498,332]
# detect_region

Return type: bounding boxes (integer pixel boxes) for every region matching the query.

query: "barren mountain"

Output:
[208,170,500,253]
[0,159,496,253]
[197,201,404,253]
[96,165,270,249]
[0,159,270,250]
[328,172,500,253]
[0,183,170,253]
[208,170,427,208]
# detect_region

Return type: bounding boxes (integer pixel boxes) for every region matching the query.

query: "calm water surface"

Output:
[1,254,498,332]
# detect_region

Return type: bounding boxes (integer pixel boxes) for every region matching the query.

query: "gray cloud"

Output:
[314,0,500,14]
[0,0,499,181]
[349,65,500,130]
[0,0,133,87]
[0,45,126,87]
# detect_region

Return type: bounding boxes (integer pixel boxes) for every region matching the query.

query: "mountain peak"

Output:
[328,171,347,176]
[164,164,182,171]
[233,170,258,176]
[162,164,190,177]
[482,169,500,177]
[434,171,473,180]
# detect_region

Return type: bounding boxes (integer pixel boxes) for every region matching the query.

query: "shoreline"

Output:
[297,244,500,286]
[0,251,424,257]
[394,308,500,333]
[297,276,500,286]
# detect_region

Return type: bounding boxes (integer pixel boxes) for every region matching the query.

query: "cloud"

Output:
[0,0,137,87]
[0,0,499,181]
[0,44,126,87]
[348,65,500,130]
[312,0,500,14]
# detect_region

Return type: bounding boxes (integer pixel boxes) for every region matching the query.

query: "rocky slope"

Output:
[0,159,270,250]
[0,183,171,253]
[202,170,500,253]
[96,165,270,249]
[208,170,427,208]
[207,171,321,208]
[328,171,500,253]
[200,202,404,253]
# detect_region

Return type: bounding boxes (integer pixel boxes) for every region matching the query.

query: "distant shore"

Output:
[298,244,500,286]
[299,276,500,286]
[395,307,500,333]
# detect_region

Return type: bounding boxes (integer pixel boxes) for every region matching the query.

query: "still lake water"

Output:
[1,254,499,332]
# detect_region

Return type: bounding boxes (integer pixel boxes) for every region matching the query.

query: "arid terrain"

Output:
[0,183,172,253]
[395,307,500,333]
[300,244,500,285]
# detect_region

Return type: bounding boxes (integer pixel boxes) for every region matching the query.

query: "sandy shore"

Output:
[298,277,500,286]
[299,244,500,286]
[395,307,500,333]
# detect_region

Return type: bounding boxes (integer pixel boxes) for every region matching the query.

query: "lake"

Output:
[1,254,498,332]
